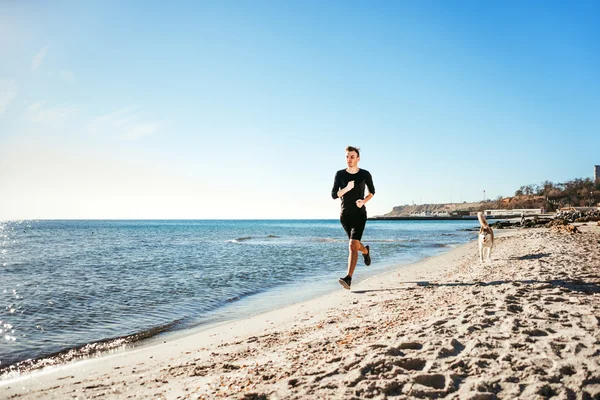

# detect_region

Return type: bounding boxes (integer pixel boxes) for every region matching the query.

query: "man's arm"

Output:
[337,182,354,199]
[356,193,373,208]
[331,173,341,199]
[365,171,375,196]
[356,172,375,208]
[332,173,354,199]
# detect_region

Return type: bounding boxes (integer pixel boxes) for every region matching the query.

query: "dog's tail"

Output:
[477,212,489,228]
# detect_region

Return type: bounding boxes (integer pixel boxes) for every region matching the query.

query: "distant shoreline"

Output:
[370,216,481,221]
[370,214,552,221]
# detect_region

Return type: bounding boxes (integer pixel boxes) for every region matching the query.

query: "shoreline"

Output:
[2,224,599,398]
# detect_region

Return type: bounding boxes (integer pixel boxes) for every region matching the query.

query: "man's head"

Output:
[345,146,360,168]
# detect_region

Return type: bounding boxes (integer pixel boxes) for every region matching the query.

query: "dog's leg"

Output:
[486,247,492,261]
[479,243,483,263]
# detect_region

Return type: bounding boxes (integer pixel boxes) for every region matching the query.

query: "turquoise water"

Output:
[0,219,477,371]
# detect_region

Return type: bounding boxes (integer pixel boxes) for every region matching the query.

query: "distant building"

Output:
[596,165,600,182]
[481,209,544,217]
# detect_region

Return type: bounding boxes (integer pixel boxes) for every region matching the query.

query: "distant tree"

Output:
[540,181,555,197]
[593,191,600,205]
[578,188,589,198]
[548,189,561,198]
[524,185,535,196]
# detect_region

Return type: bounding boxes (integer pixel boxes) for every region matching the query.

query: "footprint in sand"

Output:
[558,364,576,376]
[382,380,404,396]
[413,373,446,389]
[549,341,566,357]
[397,358,427,371]
[438,338,465,358]
[397,341,424,350]
[506,304,523,313]
[407,373,459,398]
[386,347,405,357]
[524,328,548,337]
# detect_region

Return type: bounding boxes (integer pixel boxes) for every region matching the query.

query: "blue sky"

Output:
[1,1,599,219]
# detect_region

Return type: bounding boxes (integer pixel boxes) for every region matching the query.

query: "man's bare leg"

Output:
[346,239,368,277]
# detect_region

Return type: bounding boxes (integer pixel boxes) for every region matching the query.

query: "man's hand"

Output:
[356,199,365,208]
[337,180,355,198]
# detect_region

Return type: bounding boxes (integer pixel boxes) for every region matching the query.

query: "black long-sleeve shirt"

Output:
[331,169,375,215]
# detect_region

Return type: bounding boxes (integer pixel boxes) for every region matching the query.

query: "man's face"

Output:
[346,151,359,168]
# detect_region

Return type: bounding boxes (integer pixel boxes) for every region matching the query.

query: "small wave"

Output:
[225,289,263,303]
[390,243,411,248]
[227,236,253,243]
[0,320,182,379]
[227,235,281,243]
[424,243,449,248]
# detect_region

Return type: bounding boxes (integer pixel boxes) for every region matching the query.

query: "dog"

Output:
[477,212,494,262]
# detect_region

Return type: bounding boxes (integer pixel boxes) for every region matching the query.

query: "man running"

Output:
[331,146,375,290]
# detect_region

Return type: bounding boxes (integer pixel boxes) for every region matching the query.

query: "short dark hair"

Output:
[345,146,360,157]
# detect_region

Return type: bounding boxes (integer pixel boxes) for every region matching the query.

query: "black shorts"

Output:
[340,211,367,241]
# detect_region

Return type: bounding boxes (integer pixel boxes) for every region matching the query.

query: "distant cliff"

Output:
[379,201,488,217]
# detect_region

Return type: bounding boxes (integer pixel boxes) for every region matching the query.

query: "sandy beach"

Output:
[2,224,599,399]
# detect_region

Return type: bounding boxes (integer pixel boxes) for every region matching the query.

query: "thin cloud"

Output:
[31,46,48,71]
[25,101,77,124]
[0,79,18,117]
[123,123,162,140]
[89,105,139,127]
[88,105,165,140]
[60,69,77,84]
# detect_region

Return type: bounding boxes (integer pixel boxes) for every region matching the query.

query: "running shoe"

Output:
[338,275,352,290]
[363,245,371,266]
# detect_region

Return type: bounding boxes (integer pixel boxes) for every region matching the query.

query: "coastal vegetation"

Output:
[384,177,600,217]
[498,177,600,211]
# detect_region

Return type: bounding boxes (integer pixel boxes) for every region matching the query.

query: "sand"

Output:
[2,224,599,399]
